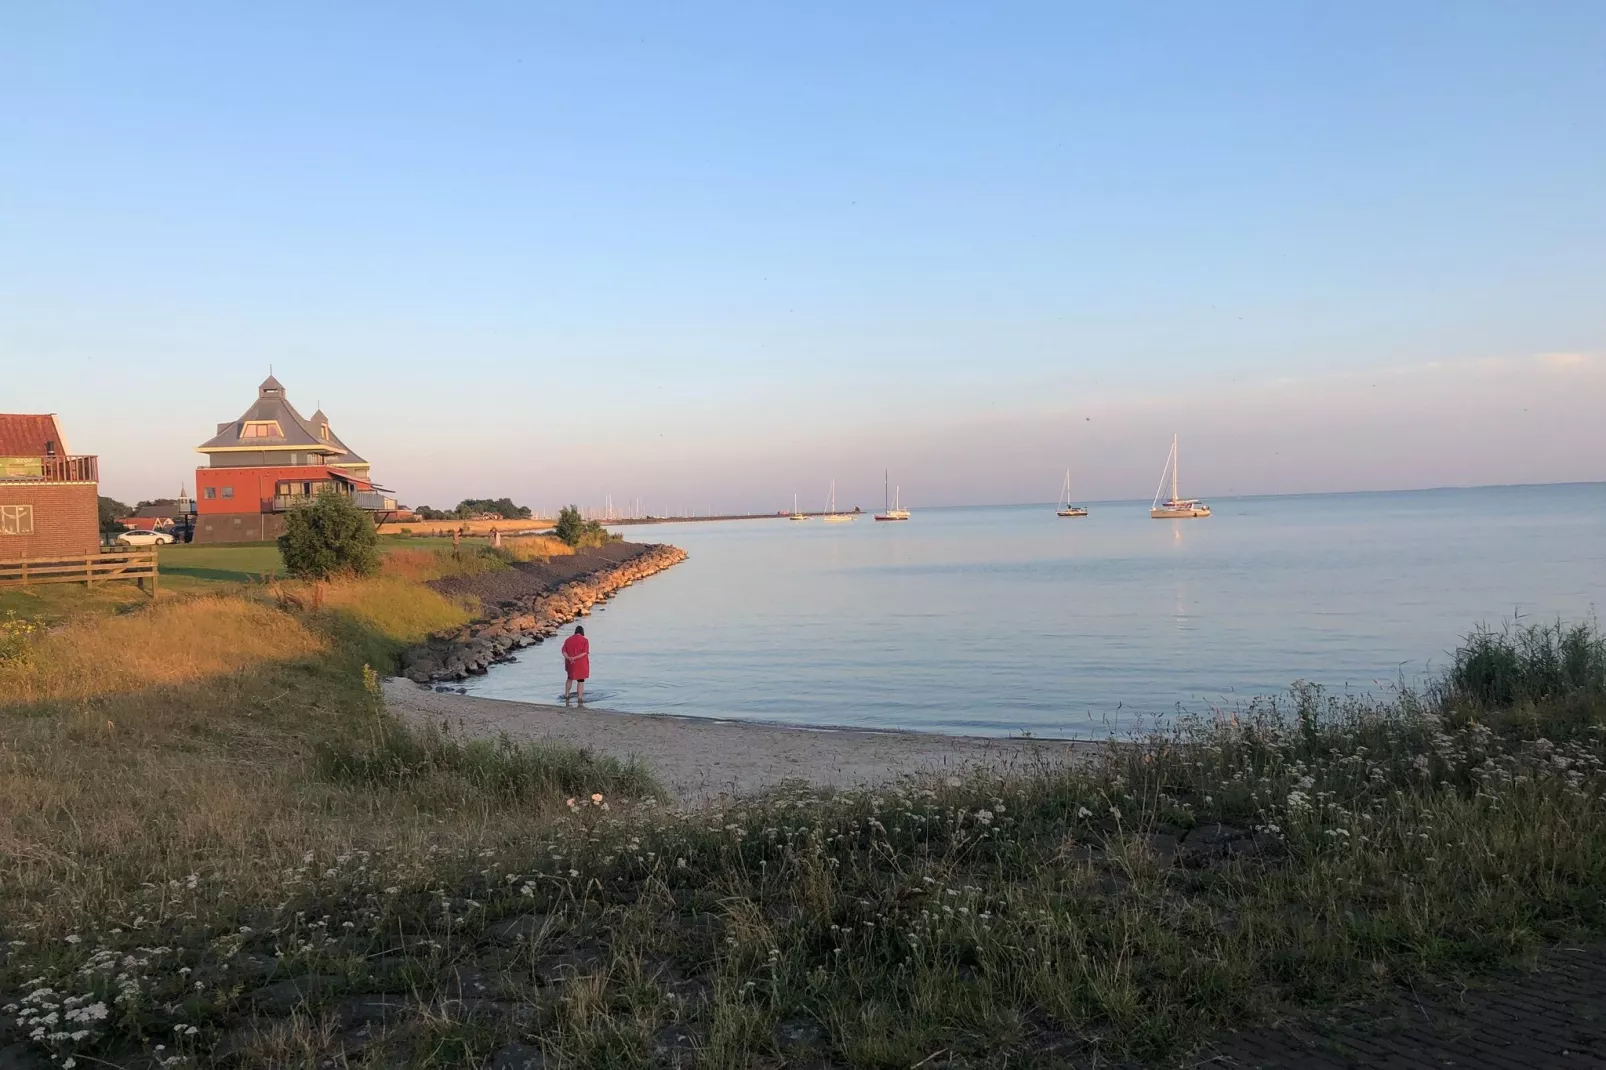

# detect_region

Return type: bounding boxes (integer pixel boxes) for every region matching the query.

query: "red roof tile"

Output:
[0,414,67,457]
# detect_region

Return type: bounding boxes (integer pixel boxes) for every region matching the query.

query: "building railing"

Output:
[271,492,396,512]
[0,455,98,483]
[354,492,397,511]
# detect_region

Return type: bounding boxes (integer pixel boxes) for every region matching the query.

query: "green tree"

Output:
[277,493,381,580]
[98,496,131,534]
[553,504,616,549]
[454,497,532,520]
[553,505,585,547]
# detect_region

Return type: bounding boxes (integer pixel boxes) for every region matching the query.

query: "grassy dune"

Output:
[1,551,1603,1068]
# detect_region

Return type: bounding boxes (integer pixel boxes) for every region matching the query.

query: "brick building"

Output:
[194,377,395,543]
[0,413,101,561]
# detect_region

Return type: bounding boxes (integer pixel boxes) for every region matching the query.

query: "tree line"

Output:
[410,498,532,521]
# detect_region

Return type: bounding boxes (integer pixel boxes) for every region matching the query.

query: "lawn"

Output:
[1,538,491,619]
[157,541,285,589]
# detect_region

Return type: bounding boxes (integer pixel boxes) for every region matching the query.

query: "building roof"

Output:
[197,376,348,455]
[307,408,369,465]
[0,414,70,457]
[132,502,183,518]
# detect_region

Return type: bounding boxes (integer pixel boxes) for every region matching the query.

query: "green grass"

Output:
[2,538,509,617]
[319,714,660,805]
[1445,617,1606,709]
[1,613,1602,1068]
[0,581,151,623]
[157,541,285,588]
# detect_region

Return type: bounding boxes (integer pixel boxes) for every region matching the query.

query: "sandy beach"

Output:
[383,678,1097,804]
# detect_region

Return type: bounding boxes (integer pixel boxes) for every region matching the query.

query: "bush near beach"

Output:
[277,493,383,581]
[1,541,1603,1068]
[554,504,618,550]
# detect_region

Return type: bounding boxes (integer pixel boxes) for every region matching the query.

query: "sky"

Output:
[2,2,1602,512]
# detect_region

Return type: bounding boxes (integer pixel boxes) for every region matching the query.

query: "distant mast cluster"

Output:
[794,436,1210,527]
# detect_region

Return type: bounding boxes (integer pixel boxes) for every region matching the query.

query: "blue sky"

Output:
[2,2,1602,510]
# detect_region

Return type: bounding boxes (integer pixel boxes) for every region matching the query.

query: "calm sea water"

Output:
[462,484,1606,737]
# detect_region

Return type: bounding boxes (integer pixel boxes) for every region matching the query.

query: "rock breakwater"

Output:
[399,544,688,683]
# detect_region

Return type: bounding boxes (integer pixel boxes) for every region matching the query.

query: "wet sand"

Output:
[383,679,1098,805]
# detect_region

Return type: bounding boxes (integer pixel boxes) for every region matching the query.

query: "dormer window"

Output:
[241,421,283,440]
[320,425,330,441]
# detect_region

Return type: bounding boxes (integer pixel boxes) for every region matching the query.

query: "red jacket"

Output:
[561,634,590,680]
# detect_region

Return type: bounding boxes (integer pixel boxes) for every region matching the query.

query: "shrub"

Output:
[0,611,40,665]
[277,493,382,580]
[553,504,617,549]
[553,504,585,546]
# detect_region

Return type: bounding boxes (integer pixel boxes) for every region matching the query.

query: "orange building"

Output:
[194,377,395,543]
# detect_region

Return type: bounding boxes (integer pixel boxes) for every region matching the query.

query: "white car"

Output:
[116,529,175,546]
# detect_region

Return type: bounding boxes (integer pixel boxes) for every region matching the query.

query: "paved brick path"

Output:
[1199,944,1606,1069]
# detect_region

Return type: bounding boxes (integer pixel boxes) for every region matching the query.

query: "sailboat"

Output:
[874,471,910,521]
[1150,434,1211,518]
[789,493,809,521]
[1056,468,1089,517]
[823,480,853,522]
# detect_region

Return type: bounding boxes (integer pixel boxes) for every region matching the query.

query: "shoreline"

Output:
[399,542,688,683]
[383,679,1097,804]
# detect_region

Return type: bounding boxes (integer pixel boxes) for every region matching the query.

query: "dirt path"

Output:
[382,679,1097,805]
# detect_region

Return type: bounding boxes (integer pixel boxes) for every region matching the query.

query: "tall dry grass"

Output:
[0,575,656,939]
[497,534,574,561]
[0,596,326,707]
[319,575,475,638]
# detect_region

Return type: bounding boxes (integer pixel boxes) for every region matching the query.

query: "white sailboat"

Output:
[874,470,910,521]
[789,493,809,521]
[1056,467,1088,517]
[823,479,853,522]
[1150,434,1211,518]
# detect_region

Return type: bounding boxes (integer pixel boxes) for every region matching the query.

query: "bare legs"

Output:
[564,679,586,703]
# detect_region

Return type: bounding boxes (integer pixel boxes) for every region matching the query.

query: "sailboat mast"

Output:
[884,470,889,512]
[1171,434,1179,503]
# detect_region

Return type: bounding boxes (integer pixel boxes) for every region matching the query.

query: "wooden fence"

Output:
[0,551,158,594]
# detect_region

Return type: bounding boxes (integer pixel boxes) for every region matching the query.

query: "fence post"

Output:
[20,559,27,587]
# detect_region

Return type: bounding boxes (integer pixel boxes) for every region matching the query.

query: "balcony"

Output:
[0,455,98,484]
[272,491,396,513]
[354,491,397,511]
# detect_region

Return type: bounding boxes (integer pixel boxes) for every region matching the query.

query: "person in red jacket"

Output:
[561,625,590,702]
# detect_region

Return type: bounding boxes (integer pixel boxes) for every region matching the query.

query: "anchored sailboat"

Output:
[823,479,853,522]
[874,470,910,521]
[789,493,809,521]
[1056,467,1088,517]
[1150,434,1211,518]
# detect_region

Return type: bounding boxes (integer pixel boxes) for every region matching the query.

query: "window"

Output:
[221,486,234,500]
[0,504,33,535]
[240,421,283,439]
[203,487,217,500]
[320,425,330,441]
